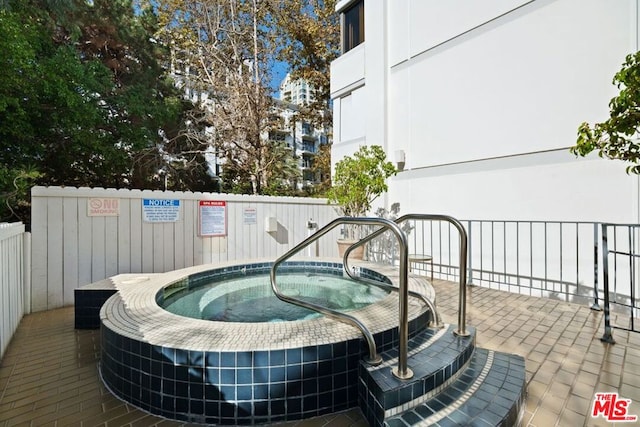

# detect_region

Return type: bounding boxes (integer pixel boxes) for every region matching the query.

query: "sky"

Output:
[270,60,289,95]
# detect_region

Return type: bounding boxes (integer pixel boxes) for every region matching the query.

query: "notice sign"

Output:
[243,207,257,225]
[88,198,120,216]
[142,199,180,222]
[199,200,227,236]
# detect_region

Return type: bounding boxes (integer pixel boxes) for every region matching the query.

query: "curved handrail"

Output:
[270,216,409,369]
[343,267,444,329]
[344,213,469,337]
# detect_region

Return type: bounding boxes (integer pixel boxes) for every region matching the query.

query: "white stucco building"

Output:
[330,0,640,223]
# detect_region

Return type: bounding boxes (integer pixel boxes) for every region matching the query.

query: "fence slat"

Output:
[0,222,26,359]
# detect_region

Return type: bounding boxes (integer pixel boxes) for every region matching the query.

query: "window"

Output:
[342,0,364,53]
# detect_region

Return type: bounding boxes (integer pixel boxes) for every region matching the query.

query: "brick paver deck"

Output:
[1,278,639,426]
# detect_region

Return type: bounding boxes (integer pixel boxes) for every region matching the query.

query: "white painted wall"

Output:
[30,187,340,312]
[332,0,640,224]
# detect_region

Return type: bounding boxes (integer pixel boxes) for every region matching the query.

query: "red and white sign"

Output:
[88,198,120,217]
[592,392,638,422]
[199,200,227,236]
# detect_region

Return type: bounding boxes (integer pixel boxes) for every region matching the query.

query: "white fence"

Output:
[31,186,340,312]
[0,222,29,359]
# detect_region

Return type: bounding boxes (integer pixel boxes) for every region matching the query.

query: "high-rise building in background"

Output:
[274,73,331,191]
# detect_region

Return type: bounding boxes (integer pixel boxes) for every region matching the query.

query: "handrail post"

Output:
[591,223,602,311]
[343,219,413,379]
[392,241,412,380]
[394,215,469,337]
[600,224,615,344]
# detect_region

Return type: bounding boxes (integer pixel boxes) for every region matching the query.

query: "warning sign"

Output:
[142,199,180,222]
[199,200,227,236]
[88,198,120,216]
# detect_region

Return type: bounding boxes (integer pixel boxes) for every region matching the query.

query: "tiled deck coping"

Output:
[99,258,434,351]
[98,258,435,424]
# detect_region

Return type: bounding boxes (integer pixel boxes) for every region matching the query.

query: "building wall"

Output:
[30,186,340,312]
[331,0,640,223]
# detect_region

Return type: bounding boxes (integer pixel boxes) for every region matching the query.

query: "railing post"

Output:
[467,221,473,286]
[591,223,601,311]
[391,244,413,380]
[454,220,469,337]
[600,224,615,344]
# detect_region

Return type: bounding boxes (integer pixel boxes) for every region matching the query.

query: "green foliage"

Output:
[0,167,41,223]
[571,52,640,173]
[0,0,205,226]
[327,145,397,218]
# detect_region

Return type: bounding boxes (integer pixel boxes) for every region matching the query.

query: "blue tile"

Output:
[237,352,252,367]
[175,381,189,398]
[254,351,269,367]
[269,399,286,415]
[254,384,269,400]
[162,363,175,380]
[270,382,286,399]
[205,368,219,384]
[303,346,318,362]
[303,363,317,378]
[286,379,303,398]
[190,399,204,415]
[205,401,219,416]
[175,366,189,382]
[237,385,252,400]
[318,344,332,360]
[270,366,285,382]
[302,379,317,395]
[205,384,221,400]
[286,348,301,364]
[401,410,421,425]
[221,352,235,367]
[303,395,317,413]
[270,349,286,366]
[220,369,235,384]
[254,400,269,416]
[287,365,301,381]
[286,397,302,414]
[237,368,252,385]
[220,385,235,400]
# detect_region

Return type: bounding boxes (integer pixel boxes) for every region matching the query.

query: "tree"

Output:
[270,0,339,128]
[326,145,397,239]
[270,0,339,197]
[0,0,209,224]
[571,52,640,173]
[155,0,300,195]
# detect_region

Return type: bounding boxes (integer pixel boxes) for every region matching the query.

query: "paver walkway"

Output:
[1,278,639,426]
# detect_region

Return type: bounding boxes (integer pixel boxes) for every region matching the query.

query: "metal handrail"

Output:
[343,267,443,329]
[270,216,411,370]
[345,214,469,337]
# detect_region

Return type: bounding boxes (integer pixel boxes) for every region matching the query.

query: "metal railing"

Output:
[366,218,640,342]
[600,223,640,343]
[271,214,471,380]
[371,219,599,303]
[348,214,469,337]
[271,216,420,378]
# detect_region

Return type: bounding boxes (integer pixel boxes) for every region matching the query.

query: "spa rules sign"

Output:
[199,200,227,236]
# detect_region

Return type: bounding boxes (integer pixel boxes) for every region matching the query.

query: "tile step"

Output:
[383,348,526,426]
[359,324,477,424]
